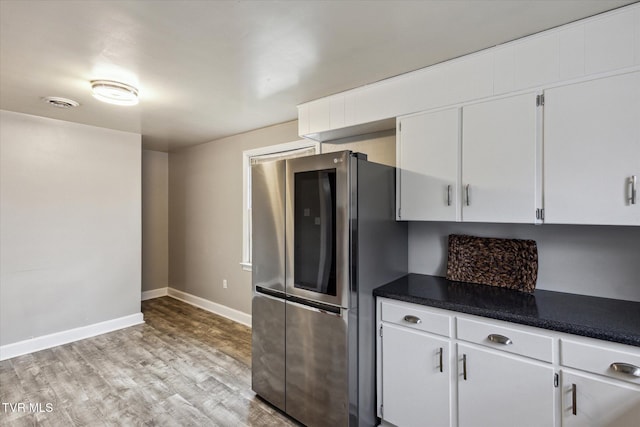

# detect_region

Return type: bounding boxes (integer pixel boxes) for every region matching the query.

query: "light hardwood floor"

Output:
[0,297,299,426]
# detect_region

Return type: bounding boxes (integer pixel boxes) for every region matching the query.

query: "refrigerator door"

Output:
[252,160,286,293]
[252,291,285,410]
[251,160,286,411]
[285,151,352,309]
[285,298,349,427]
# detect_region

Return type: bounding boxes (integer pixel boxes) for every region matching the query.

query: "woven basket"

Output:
[446,234,538,293]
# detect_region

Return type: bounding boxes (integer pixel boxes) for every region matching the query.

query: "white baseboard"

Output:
[167,288,252,327]
[141,287,168,301]
[0,313,144,361]
[1,289,250,361]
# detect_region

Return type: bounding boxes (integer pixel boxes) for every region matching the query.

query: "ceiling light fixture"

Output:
[42,96,80,109]
[90,80,139,106]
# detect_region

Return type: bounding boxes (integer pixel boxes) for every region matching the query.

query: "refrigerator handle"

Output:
[286,294,343,317]
[255,285,286,300]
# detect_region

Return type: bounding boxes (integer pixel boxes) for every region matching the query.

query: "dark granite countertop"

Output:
[373,274,640,347]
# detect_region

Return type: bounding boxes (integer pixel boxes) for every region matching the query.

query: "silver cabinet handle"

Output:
[403,315,421,324]
[630,175,637,205]
[610,362,640,377]
[465,184,470,206]
[488,334,513,345]
[447,185,451,206]
[462,354,467,380]
[572,383,577,415]
[438,347,443,373]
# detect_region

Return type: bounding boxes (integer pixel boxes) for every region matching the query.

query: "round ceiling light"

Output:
[90,80,139,106]
[42,96,80,109]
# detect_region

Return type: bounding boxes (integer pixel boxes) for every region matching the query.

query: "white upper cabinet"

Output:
[461,92,541,223]
[397,108,460,221]
[544,72,640,225]
[397,93,541,223]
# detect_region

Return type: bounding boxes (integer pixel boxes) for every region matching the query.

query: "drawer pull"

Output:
[462,354,468,380]
[488,334,513,345]
[610,362,640,377]
[572,383,577,415]
[403,315,422,324]
[438,347,443,373]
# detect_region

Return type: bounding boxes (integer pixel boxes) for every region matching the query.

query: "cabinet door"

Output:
[562,371,640,427]
[458,344,555,427]
[544,72,640,225]
[462,93,540,223]
[397,108,460,221]
[382,323,452,427]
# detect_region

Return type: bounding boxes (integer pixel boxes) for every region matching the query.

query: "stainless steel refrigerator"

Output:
[251,150,407,427]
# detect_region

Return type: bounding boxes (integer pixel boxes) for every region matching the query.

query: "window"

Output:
[241,140,319,271]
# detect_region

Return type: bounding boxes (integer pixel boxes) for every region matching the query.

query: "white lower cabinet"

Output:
[561,371,640,427]
[457,343,555,427]
[377,297,640,427]
[560,338,640,427]
[381,323,452,427]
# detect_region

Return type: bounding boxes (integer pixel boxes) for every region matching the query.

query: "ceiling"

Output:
[0,0,636,152]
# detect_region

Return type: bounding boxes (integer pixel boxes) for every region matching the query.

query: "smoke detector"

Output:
[90,80,139,106]
[42,96,80,109]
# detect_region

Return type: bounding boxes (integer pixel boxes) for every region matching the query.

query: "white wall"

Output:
[169,121,300,315]
[409,222,640,302]
[0,110,142,347]
[142,150,168,292]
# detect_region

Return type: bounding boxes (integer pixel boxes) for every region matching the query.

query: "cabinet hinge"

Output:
[536,208,545,221]
[536,94,545,107]
[554,373,559,388]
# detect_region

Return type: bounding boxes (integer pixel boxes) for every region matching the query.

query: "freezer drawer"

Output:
[251,292,285,411]
[285,299,349,427]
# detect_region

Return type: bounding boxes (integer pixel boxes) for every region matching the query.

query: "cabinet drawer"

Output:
[457,317,553,362]
[561,339,640,385]
[380,300,451,337]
